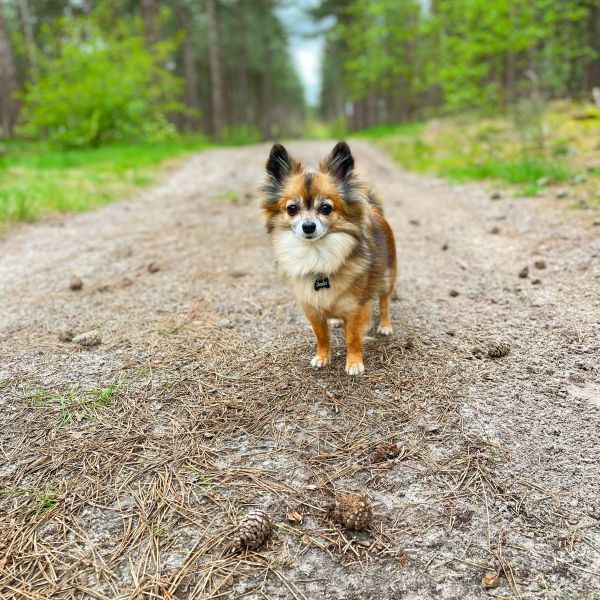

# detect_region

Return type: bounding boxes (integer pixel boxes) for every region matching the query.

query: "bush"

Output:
[18,5,184,147]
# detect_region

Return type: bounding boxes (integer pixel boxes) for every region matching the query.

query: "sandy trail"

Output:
[1,141,599,599]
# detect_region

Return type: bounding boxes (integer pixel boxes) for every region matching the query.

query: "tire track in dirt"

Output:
[0,142,599,598]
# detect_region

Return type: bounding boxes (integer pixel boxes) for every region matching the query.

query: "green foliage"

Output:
[0,137,209,224]
[359,104,597,195]
[26,383,120,427]
[221,125,262,146]
[319,0,599,123]
[18,4,184,147]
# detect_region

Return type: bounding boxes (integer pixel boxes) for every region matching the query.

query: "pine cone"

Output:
[370,443,400,463]
[487,339,510,358]
[329,494,372,531]
[232,509,272,550]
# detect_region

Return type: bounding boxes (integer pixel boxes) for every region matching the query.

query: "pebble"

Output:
[482,572,500,588]
[555,189,568,199]
[490,191,502,200]
[147,262,160,273]
[69,276,83,291]
[58,329,74,342]
[518,266,529,279]
[534,260,547,270]
[448,289,459,297]
[490,226,500,234]
[218,318,234,329]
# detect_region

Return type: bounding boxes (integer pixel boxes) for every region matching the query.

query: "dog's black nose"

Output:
[302,221,317,234]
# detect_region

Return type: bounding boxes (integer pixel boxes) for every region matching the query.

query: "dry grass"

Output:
[1,309,596,599]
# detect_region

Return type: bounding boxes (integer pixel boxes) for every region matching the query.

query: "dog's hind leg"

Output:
[377,293,393,336]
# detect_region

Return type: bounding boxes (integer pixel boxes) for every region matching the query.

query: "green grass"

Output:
[0,484,59,515]
[0,137,210,225]
[353,103,600,198]
[354,121,426,140]
[25,383,118,426]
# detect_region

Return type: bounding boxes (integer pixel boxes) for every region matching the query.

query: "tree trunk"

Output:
[585,4,600,92]
[0,8,19,137]
[140,0,158,49]
[178,1,200,131]
[17,0,38,82]
[206,0,223,141]
[259,0,273,139]
[236,0,249,125]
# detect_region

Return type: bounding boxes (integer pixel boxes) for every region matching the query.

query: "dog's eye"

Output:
[319,204,333,215]
[286,204,299,216]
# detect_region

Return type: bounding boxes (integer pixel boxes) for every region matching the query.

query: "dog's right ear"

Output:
[266,143,294,182]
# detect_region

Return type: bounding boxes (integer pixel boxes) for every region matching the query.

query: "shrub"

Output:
[18,5,184,146]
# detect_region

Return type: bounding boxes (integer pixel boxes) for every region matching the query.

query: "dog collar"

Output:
[314,276,330,291]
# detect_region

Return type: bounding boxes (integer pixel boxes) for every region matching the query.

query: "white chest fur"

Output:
[272,230,356,277]
[272,230,363,316]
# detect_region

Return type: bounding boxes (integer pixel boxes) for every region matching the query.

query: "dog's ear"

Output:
[266,143,295,183]
[322,142,354,180]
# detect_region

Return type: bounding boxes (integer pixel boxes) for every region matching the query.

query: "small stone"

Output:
[409,219,420,226]
[534,260,547,270]
[490,226,500,234]
[219,318,234,329]
[482,572,500,589]
[441,242,449,251]
[448,289,459,297]
[594,220,600,227]
[121,277,134,287]
[536,177,548,186]
[518,266,529,279]
[490,191,502,200]
[69,276,83,291]
[531,278,542,285]
[72,330,102,347]
[58,329,74,342]
[147,262,160,273]
[555,189,568,199]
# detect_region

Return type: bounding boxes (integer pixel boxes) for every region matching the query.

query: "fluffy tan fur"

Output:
[260,142,397,376]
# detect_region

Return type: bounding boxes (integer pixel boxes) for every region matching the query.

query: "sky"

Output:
[276,0,333,107]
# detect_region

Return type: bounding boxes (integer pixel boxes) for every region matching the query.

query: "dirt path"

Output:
[1,141,599,599]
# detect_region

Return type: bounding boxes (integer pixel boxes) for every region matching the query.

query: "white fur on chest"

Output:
[272,230,356,278]
[271,230,364,315]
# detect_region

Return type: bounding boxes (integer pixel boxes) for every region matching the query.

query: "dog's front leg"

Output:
[344,304,371,376]
[305,309,331,368]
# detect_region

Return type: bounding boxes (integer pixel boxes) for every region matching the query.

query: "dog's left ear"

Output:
[322,142,354,180]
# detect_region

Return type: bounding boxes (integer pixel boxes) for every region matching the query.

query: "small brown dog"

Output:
[260,142,397,376]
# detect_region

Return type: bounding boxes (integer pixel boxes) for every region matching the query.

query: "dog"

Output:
[260,142,397,376]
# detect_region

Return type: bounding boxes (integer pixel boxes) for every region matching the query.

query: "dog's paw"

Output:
[345,361,365,376]
[311,355,330,368]
[377,325,393,336]
[328,318,343,328]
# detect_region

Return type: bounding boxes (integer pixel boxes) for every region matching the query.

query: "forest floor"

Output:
[1,141,599,600]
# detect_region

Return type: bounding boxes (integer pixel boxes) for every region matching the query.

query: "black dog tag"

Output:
[314,276,330,291]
